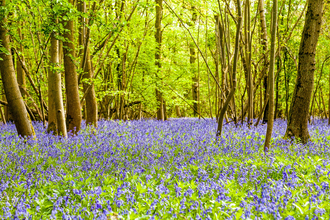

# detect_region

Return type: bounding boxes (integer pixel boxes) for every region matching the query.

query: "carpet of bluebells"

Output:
[0,118,330,220]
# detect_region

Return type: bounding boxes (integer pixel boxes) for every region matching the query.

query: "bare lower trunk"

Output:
[62,0,82,134]
[245,0,253,124]
[216,0,242,136]
[259,0,270,124]
[17,27,26,99]
[0,103,6,124]
[48,17,67,137]
[285,0,324,143]
[175,105,181,117]
[78,1,98,127]
[190,7,198,117]
[83,49,98,127]
[0,0,34,137]
[264,0,278,152]
[47,34,58,134]
[50,21,67,137]
[155,0,164,121]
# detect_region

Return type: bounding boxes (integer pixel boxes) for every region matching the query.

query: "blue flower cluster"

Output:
[0,119,329,219]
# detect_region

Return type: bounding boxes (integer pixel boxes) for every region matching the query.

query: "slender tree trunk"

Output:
[17,27,26,99]
[284,50,289,120]
[0,0,34,137]
[205,12,213,119]
[78,0,86,56]
[214,15,220,119]
[78,1,98,126]
[320,88,327,118]
[285,0,324,143]
[83,49,98,126]
[155,0,164,121]
[274,59,280,119]
[259,0,270,124]
[48,33,58,134]
[245,0,253,124]
[329,68,330,124]
[0,105,5,125]
[264,0,278,152]
[216,0,242,136]
[62,0,82,134]
[190,7,198,117]
[175,105,181,117]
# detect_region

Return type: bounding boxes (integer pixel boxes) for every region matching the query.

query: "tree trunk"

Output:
[285,0,324,143]
[62,0,82,134]
[17,27,26,99]
[320,88,327,118]
[48,16,67,137]
[0,0,34,137]
[274,59,280,119]
[78,1,98,127]
[155,0,164,121]
[0,104,5,125]
[245,0,253,124]
[329,67,330,124]
[83,48,98,126]
[259,0,270,124]
[216,0,242,136]
[264,0,278,152]
[47,32,58,135]
[190,7,198,117]
[175,105,181,118]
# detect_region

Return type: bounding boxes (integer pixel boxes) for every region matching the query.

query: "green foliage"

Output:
[0,0,329,119]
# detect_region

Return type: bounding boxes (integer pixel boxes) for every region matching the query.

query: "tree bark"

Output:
[216,0,242,137]
[78,1,98,127]
[190,7,198,117]
[83,48,98,126]
[285,0,324,143]
[48,31,58,134]
[48,17,67,137]
[264,0,278,152]
[259,0,270,124]
[245,0,253,124]
[0,104,5,125]
[62,0,82,134]
[17,27,26,99]
[0,0,34,137]
[155,0,164,121]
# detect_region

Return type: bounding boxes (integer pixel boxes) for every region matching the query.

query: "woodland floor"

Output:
[0,119,329,219]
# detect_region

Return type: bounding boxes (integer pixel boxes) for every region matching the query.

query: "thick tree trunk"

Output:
[0,0,34,137]
[285,0,324,143]
[62,0,82,134]
[48,21,67,137]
